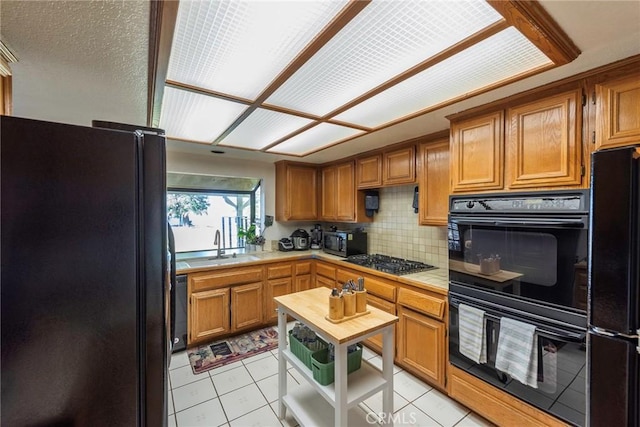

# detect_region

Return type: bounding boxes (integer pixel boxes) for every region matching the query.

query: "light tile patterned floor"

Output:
[168,326,493,427]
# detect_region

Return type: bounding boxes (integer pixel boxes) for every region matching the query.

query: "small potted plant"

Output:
[238,224,265,251]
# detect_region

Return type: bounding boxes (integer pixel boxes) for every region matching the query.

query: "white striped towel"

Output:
[495,317,538,388]
[458,304,487,364]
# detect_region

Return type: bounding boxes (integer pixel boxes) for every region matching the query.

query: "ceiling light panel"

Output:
[218,108,314,150]
[159,87,247,143]
[334,27,553,128]
[267,123,364,156]
[167,0,348,100]
[265,0,502,117]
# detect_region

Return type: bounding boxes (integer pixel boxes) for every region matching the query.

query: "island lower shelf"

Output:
[282,383,372,427]
[283,347,388,408]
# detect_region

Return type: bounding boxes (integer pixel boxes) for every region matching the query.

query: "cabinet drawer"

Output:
[267,263,292,279]
[336,268,360,285]
[295,261,312,275]
[315,262,336,280]
[190,267,264,292]
[365,276,396,302]
[397,288,445,320]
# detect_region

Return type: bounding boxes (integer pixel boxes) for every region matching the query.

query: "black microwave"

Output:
[323,231,367,257]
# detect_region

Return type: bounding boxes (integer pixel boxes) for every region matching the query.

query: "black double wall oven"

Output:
[448,190,589,426]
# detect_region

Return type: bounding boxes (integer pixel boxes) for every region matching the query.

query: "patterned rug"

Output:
[187,327,279,374]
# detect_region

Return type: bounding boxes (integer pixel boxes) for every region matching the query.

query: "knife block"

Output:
[343,293,356,316]
[355,290,367,313]
[328,295,344,320]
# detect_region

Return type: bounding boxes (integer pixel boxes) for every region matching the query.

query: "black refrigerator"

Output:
[1,115,170,426]
[588,145,640,426]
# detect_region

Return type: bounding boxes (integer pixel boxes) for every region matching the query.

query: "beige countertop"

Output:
[177,250,449,295]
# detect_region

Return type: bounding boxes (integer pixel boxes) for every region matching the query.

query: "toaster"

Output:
[278,238,295,252]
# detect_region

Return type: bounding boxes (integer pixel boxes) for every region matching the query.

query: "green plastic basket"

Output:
[311,344,363,386]
[288,330,327,369]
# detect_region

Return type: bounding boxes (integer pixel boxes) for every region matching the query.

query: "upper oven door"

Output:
[448,214,588,312]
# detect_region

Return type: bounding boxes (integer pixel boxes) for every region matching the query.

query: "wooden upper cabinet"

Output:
[450,111,504,193]
[320,166,337,220]
[275,161,317,221]
[356,154,383,189]
[506,89,583,189]
[383,146,416,185]
[418,139,450,226]
[596,73,640,150]
[319,161,370,223]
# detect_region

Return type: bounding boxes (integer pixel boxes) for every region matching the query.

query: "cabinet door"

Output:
[294,274,312,292]
[450,111,504,193]
[383,146,416,185]
[418,140,450,226]
[357,154,383,189]
[231,282,263,331]
[396,306,446,389]
[336,162,356,221]
[506,90,583,189]
[320,166,337,220]
[265,277,292,322]
[364,294,396,354]
[190,288,230,343]
[276,162,317,221]
[596,73,640,149]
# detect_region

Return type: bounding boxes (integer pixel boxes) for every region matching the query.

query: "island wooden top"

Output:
[449,259,523,283]
[274,287,399,344]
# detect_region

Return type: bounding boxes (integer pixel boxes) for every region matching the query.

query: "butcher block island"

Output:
[274,287,399,427]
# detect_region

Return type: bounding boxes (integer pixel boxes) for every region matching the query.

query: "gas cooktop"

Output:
[345,254,437,276]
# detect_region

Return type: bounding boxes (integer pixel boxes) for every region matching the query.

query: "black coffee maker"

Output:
[309,224,323,249]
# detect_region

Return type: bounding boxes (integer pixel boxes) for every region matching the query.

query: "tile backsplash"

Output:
[351,185,449,268]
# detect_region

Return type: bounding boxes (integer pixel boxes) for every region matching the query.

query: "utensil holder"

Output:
[329,295,344,320]
[343,293,356,316]
[355,290,367,313]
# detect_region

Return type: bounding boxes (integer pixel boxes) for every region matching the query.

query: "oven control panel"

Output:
[450,190,588,213]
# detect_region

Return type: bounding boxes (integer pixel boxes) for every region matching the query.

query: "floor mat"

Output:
[187,327,279,374]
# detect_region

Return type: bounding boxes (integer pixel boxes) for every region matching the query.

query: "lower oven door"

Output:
[449,291,587,426]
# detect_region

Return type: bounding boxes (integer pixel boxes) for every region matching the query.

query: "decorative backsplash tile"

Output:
[357,185,448,268]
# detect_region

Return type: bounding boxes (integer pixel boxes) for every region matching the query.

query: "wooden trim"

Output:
[1,75,11,116]
[147,0,179,127]
[487,0,580,65]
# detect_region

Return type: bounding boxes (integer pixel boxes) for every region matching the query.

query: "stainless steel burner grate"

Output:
[345,254,436,275]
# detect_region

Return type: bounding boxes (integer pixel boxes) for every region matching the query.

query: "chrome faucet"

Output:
[213,229,223,258]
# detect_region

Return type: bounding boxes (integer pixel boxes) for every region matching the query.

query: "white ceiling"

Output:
[2,0,640,164]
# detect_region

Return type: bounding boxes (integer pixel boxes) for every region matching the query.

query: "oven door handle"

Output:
[450,299,586,343]
[450,216,586,228]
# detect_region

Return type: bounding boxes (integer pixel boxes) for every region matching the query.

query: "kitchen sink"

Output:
[182,254,261,268]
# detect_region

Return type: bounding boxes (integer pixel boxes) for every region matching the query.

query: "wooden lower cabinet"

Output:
[190,288,230,342]
[364,293,396,353]
[265,277,292,323]
[294,260,313,292]
[396,305,446,390]
[449,365,568,427]
[231,282,263,331]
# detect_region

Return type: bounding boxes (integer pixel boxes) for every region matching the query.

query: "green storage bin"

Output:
[311,344,363,386]
[288,330,327,369]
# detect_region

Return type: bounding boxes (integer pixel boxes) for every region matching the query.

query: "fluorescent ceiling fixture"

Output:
[166,0,348,100]
[266,0,502,116]
[158,0,579,156]
[267,123,364,156]
[159,87,247,143]
[219,108,314,150]
[334,27,553,128]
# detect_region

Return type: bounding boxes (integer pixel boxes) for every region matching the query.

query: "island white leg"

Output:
[277,308,287,419]
[382,326,394,426]
[334,342,348,427]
